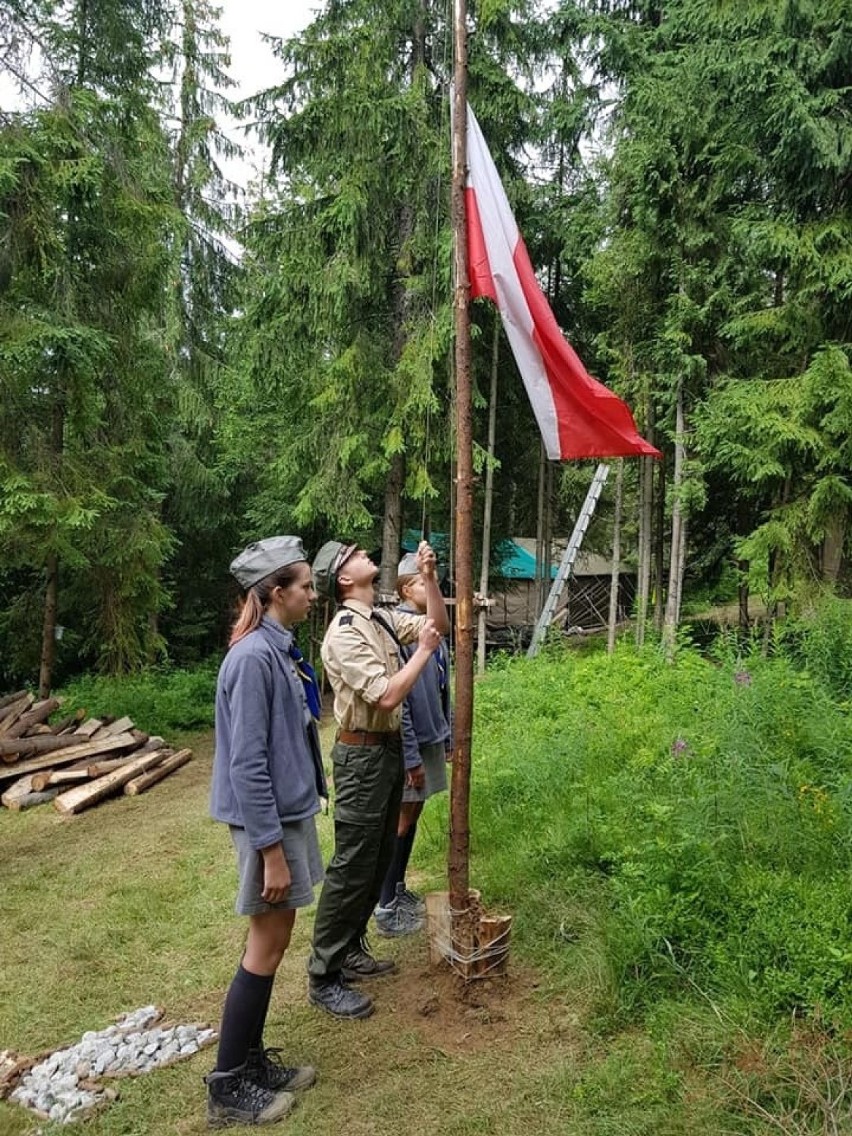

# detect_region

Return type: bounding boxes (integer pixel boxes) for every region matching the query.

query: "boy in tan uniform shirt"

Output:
[307,539,448,1020]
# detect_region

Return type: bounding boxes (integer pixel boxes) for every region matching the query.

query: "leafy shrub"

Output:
[425,639,852,1031]
[793,594,852,703]
[57,663,218,735]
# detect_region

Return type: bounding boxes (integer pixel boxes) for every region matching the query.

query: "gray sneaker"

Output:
[205,1066,296,1128]
[245,1047,316,1092]
[340,941,397,979]
[395,882,426,915]
[308,978,374,1019]
[374,897,424,938]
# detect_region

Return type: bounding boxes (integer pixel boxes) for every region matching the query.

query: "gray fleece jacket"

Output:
[210,616,327,849]
[398,603,452,769]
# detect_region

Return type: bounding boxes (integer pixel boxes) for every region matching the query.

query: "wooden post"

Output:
[449,0,473,924]
[607,459,624,654]
[477,313,499,675]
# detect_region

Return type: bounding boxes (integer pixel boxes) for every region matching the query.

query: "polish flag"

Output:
[464,102,661,460]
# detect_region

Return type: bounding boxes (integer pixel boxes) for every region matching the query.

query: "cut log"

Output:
[31,767,93,791]
[8,788,61,812]
[1,775,36,809]
[0,695,34,736]
[86,757,134,777]
[54,748,172,815]
[0,733,142,783]
[87,737,166,776]
[87,717,121,741]
[102,716,135,736]
[73,718,106,738]
[0,690,28,712]
[3,698,61,739]
[124,749,192,796]
[50,710,87,735]
[0,732,105,763]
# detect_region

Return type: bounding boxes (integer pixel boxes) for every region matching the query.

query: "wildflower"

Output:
[671,737,689,757]
[734,670,753,686]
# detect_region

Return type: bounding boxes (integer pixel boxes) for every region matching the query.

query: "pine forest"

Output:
[1,0,849,689]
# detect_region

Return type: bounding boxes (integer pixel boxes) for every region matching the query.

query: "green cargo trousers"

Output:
[308,735,404,980]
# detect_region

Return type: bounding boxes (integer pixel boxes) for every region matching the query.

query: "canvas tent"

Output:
[485,538,634,646]
[400,532,634,647]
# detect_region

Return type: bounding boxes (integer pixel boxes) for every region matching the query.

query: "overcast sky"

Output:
[217,0,318,188]
[0,1,320,190]
[219,0,317,97]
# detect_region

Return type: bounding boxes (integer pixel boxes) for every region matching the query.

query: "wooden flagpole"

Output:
[449,0,474,924]
[424,0,514,980]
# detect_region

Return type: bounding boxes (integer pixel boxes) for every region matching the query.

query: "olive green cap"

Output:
[312,540,358,601]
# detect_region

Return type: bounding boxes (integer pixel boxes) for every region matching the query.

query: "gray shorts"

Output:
[402,742,448,803]
[230,816,324,916]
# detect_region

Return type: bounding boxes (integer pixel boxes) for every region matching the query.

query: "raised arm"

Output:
[417,540,449,635]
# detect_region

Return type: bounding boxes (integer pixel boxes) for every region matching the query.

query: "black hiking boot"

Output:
[204,1065,296,1128]
[340,939,397,981]
[308,977,374,1019]
[245,1047,317,1092]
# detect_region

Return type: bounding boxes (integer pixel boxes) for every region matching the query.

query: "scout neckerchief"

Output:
[435,640,448,691]
[288,642,322,720]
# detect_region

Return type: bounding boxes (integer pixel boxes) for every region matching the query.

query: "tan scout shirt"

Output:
[320,599,425,731]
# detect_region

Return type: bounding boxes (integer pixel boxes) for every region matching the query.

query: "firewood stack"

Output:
[0,690,192,815]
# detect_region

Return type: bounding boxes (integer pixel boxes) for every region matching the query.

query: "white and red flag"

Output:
[464,102,660,460]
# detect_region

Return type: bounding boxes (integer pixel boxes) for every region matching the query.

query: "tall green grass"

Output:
[417,608,852,1033]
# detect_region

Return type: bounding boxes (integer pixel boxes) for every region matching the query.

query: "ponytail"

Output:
[229,591,265,646]
[228,561,305,647]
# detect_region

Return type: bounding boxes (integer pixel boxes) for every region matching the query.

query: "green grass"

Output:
[2,623,851,1134]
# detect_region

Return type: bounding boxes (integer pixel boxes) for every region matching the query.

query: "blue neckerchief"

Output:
[435,643,448,691]
[289,643,322,720]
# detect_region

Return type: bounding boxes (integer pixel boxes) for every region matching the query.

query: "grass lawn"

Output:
[0,725,757,1135]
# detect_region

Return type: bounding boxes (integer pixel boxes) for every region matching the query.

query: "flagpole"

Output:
[449,0,473,921]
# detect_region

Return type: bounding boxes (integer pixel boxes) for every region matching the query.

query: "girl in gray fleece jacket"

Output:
[205,536,326,1129]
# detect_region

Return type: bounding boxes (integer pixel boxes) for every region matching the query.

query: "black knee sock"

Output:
[378,820,419,907]
[215,964,274,1072]
[249,973,275,1052]
[397,821,418,886]
[379,833,408,907]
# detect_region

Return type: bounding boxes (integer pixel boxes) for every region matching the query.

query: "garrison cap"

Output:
[397,552,420,577]
[230,536,307,589]
[312,540,358,601]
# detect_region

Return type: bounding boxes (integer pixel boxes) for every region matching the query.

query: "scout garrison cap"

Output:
[230,536,307,589]
[397,552,420,577]
[312,540,358,600]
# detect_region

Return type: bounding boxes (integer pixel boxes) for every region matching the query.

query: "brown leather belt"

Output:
[337,729,395,746]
